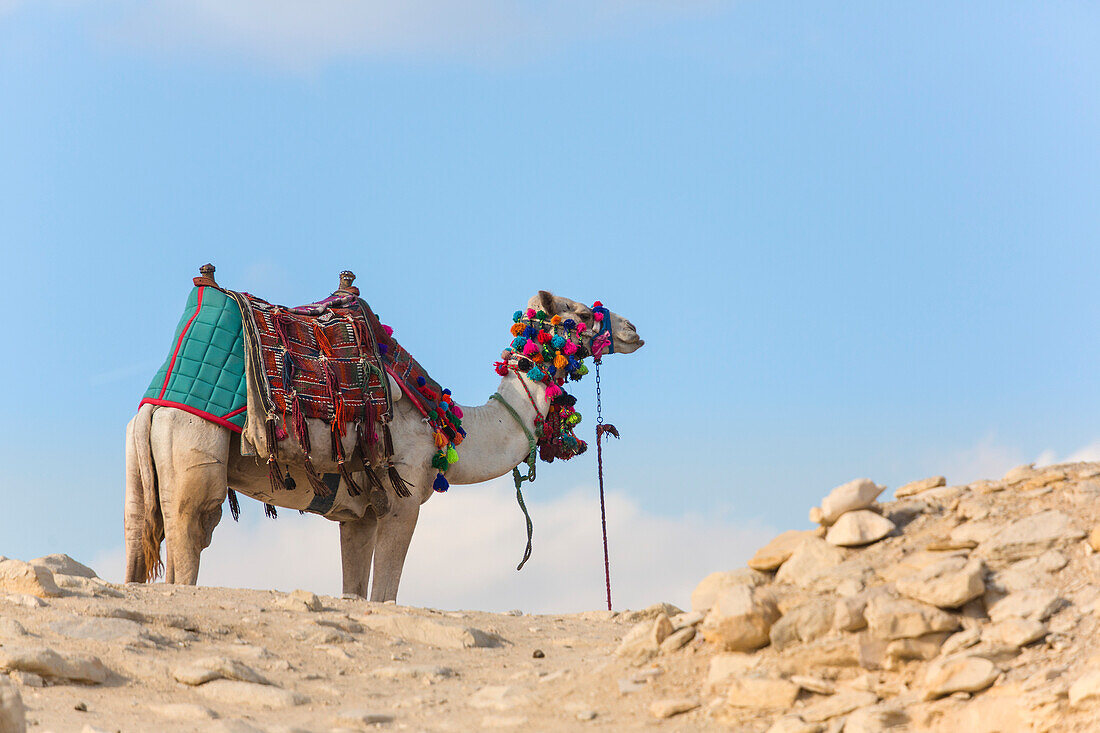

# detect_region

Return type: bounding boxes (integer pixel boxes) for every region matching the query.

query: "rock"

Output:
[1089,526,1100,553]
[895,556,985,609]
[819,479,884,525]
[173,657,271,686]
[6,672,42,689]
[670,611,705,629]
[0,678,25,733]
[842,705,908,732]
[800,690,879,722]
[277,589,322,612]
[196,680,307,708]
[775,538,845,587]
[950,521,998,546]
[690,569,768,612]
[705,653,759,691]
[920,656,1000,700]
[864,596,960,640]
[371,664,455,681]
[0,646,109,684]
[895,476,947,498]
[983,618,1046,648]
[978,510,1085,562]
[1069,669,1100,707]
[700,585,780,652]
[749,530,819,571]
[810,507,825,524]
[615,614,673,662]
[50,617,146,642]
[649,698,698,719]
[769,599,834,650]
[0,618,27,638]
[149,703,219,720]
[834,596,868,632]
[659,625,695,653]
[0,560,61,598]
[791,675,836,695]
[726,677,800,709]
[986,589,1063,623]
[467,686,530,711]
[1003,464,1036,483]
[618,602,683,624]
[826,511,896,547]
[332,709,395,726]
[362,614,505,649]
[29,554,97,579]
[939,627,981,656]
[0,595,45,609]
[767,717,824,733]
[884,632,949,663]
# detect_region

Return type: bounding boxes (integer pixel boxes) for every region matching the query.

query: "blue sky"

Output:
[1,2,1098,609]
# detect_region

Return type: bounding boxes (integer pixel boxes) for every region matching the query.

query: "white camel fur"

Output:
[124,291,643,602]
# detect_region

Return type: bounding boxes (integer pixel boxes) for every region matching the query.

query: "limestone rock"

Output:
[174,657,271,686]
[895,476,946,498]
[1003,464,1036,483]
[371,665,455,681]
[148,703,219,721]
[615,614,673,662]
[920,656,999,700]
[978,510,1085,562]
[0,560,61,598]
[766,717,823,733]
[670,611,705,629]
[332,709,395,726]
[700,586,780,652]
[29,554,97,579]
[826,511,895,547]
[50,617,146,642]
[0,618,27,638]
[0,646,109,684]
[800,690,878,722]
[983,618,1046,648]
[769,599,834,650]
[884,632,949,663]
[790,675,835,695]
[986,589,1063,623]
[895,556,985,609]
[775,538,845,587]
[705,653,759,691]
[726,677,800,709]
[362,614,505,649]
[197,680,307,708]
[649,698,698,719]
[749,530,819,571]
[659,625,695,653]
[691,569,768,612]
[842,704,908,732]
[618,602,683,624]
[1069,669,1100,708]
[834,596,868,632]
[467,685,530,711]
[277,590,322,612]
[1089,526,1100,553]
[819,479,884,525]
[0,678,25,733]
[864,596,959,640]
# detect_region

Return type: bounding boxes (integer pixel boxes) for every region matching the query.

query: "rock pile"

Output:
[617,462,1100,730]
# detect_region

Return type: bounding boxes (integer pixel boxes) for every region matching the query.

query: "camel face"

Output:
[527,291,645,355]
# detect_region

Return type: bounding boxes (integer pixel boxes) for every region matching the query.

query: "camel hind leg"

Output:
[151,408,230,585]
[123,415,147,582]
[340,512,378,598]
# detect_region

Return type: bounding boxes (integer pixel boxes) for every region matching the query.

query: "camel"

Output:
[124,290,644,602]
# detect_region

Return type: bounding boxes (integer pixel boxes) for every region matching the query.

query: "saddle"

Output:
[223,270,412,514]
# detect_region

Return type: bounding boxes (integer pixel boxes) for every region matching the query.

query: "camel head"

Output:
[527,291,645,355]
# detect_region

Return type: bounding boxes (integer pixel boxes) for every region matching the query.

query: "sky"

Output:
[1,2,1099,612]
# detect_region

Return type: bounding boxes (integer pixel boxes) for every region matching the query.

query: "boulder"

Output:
[978,510,1085,562]
[701,586,780,652]
[769,599,834,650]
[748,530,820,571]
[726,677,800,709]
[174,657,271,686]
[774,538,845,587]
[864,596,959,640]
[819,479,884,525]
[894,476,947,498]
[659,626,695,653]
[691,569,768,612]
[986,589,1063,623]
[615,614,673,662]
[705,653,759,691]
[982,618,1046,649]
[0,646,109,684]
[0,560,61,598]
[29,554,97,579]
[0,678,25,733]
[884,632,949,663]
[834,596,868,632]
[895,556,985,609]
[919,655,999,700]
[825,511,895,547]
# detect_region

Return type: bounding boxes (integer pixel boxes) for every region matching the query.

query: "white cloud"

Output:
[1035,439,1100,467]
[940,433,1024,486]
[95,477,773,614]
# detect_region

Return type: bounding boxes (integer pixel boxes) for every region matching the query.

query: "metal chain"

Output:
[594,358,612,611]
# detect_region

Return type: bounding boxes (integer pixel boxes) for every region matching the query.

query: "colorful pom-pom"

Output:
[593,311,604,321]
[527,365,545,382]
[576,322,587,333]
[563,318,576,330]
[554,353,568,369]
[536,330,552,344]
[443,389,451,396]
[524,325,538,338]
[512,337,527,350]
[378,343,388,354]
[513,310,523,322]
[510,322,525,336]
[563,341,577,355]
[551,335,566,349]
[550,315,562,325]
[517,358,532,370]
[453,405,463,418]
[522,341,539,356]
[439,401,449,411]
[434,431,447,448]
[431,453,449,470]
[536,310,547,320]
[433,473,449,492]
[526,308,536,319]
[382,324,394,336]
[593,301,603,307]
[546,383,563,399]
[417,376,426,387]
[446,445,459,464]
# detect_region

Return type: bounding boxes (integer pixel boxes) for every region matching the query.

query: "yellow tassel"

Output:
[434,431,447,448]
[554,353,568,369]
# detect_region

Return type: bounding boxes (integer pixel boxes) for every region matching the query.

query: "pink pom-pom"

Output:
[453,405,463,418]
[545,383,563,399]
[562,341,577,355]
[576,322,587,333]
[382,324,394,336]
[523,341,538,356]
[593,311,604,321]
[526,308,536,319]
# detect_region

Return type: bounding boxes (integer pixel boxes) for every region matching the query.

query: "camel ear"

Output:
[538,290,556,315]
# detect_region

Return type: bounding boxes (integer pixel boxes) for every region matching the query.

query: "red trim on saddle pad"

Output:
[138,398,245,433]
[157,286,205,399]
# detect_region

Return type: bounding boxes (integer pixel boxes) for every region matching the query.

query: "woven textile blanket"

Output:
[140,285,247,431]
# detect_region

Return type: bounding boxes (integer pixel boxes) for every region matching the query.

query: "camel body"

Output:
[124,291,642,602]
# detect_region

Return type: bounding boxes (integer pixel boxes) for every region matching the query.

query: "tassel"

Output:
[227,488,240,522]
[303,457,331,497]
[433,473,449,492]
[382,422,397,459]
[446,445,459,465]
[545,383,563,399]
[265,416,280,463]
[434,431,447,449]
[387,462,413,498]
[268,459,284,494]
[363,464,386,494]
[338,461,362,497]
[292,395,309,453]
[265,503,278,519]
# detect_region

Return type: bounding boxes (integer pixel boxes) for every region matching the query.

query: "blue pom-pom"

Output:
[417,376,426,387]
[551,335,566,349]
[527,366,545,382]
[568,357,581,371]
[458,426,467,437]
[524,326,538,338]
[512,337,527,350]
[443,388,451,395]
[547,365,557,376]
[513,310,523,323]
[433,473,450,492]
[563,318,576,330]
[378,343,388,354]
[439,400,448,410]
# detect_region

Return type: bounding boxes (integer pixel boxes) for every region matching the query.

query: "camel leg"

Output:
[151,409,230,586]
[340,513,378,598]
[370,491,422,603]
[123,416,147,583]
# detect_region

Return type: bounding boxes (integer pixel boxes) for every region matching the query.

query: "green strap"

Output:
[491,391,538,570]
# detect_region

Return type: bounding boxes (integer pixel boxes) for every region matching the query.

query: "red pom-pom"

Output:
[382,324,394,336]
[593,301,602,307]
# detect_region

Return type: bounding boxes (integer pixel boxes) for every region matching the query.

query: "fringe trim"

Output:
[265,503,278,519]
[302,457,331,497]
[338,460,362,497]
[387,462,413,498]
[227,489,240,522]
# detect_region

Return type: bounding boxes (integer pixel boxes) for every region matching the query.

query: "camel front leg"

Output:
[370,493,422,603]
[340,513,378,598]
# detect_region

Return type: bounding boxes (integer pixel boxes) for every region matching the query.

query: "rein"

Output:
[491,388,538,570]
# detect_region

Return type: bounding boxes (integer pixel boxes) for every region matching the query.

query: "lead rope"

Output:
[594,357,618,611]
[490,391,538,570]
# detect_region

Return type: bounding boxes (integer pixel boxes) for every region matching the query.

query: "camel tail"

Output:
[125,404,163,583]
